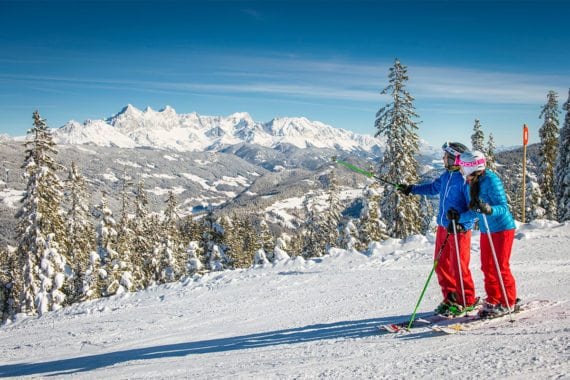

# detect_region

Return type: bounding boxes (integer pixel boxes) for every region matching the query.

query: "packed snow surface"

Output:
[0,220,569,379]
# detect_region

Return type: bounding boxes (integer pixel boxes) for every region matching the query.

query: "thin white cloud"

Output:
[1,54,567,106]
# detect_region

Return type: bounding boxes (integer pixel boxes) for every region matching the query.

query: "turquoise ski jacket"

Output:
[459,170,516,233]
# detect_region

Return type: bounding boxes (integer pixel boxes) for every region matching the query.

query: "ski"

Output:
[378,301,482,333]
[429,299,553,335]
[378,315,450,333]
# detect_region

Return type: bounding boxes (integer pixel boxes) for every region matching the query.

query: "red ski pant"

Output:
[434,225,475,306]
[480,229,517,306]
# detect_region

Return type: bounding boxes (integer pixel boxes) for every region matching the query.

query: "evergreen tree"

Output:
[339,219,359,252]
[257,219,275,256]
[273,237,290,261]
[15,111,68,315]
[301,194,326,258]
[36,234,67,313]
[486,133,497,171]
[286,232,304,258]
[471,119,485,151]
[356,183,388,251]
[374,58,423,238]
[526,171,545,221]
[502,162,524,222]
[95,194,127,296]
[253,248,270,266]
[538,90,560,220]
[202,208,227,271]
[82,250,103,301]
[418,195,436,235]
[130,180,152,287]
[555,89,570,221]
[220,215,240,269]
[0,246,16,321]
[115,175,140,290]
[64,161,96,303]
[320,169,342,253]
[156,191,184,282]
[186,241,204,275]
[238,217,260,268]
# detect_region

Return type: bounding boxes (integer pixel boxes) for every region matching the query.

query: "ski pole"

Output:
[332,157,399,187]
[451,220,467,308]
[480,213,514,322]
[406,232,451,330]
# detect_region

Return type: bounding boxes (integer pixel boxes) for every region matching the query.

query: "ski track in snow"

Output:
[0,221,569,379]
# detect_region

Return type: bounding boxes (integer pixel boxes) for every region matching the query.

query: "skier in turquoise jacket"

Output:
[453,150,518,318]
[398,142,477,315]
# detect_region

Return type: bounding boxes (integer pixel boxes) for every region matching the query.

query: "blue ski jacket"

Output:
[458,170,516,233]
[410,170,474,230]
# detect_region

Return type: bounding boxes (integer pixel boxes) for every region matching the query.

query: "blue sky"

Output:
[0,0,568,147]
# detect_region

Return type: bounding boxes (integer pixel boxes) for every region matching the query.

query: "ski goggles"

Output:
[454,156,486,167]
[441,142,462,157]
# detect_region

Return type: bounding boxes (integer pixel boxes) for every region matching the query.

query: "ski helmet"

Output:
[441,141,469,168]
[457,150,486,177]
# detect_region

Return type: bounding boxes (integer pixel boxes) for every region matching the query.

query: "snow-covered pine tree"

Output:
[237,216,259,268]
[185,241,204,275]
[339,218,359,252]
[285,231,304,257]
[471,119,485,151]
[156,191,184,282]
[219,215,240,269]
[0,246,14,321]
[115,174,141,290]
[64,161,96,303]
[356,183,388,251]
[320,169,342,253]
[538,90,560,220]
[15,111,69,315]
[501,161,524,221]
[555,89,570,221]
[253,248,270,266]
[130,180,153,287]
[418,195,436,235]
[202,208,227,271]
[526,171,545,221]
[180,214,205,246]
[257,219,275,257]
[81,250,103,301]
[95,193,124,296]
[116,172,133,255]
[486,133,497,171]
[148,213,166,285]
[301,194,326,258]
[36,233,67,313]
[273,237,290,261]
[208,244,224,271]
[374,59,424,238]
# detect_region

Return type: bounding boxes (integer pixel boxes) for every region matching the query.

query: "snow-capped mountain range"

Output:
[54,105,387,153]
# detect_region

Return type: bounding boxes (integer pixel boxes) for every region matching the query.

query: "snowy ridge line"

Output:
[52,104,388,153]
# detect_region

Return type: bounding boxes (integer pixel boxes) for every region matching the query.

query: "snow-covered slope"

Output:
[52,105,388,153]
[1,220,568,378]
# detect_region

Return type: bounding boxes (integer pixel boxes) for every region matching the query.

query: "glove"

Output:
[472,202,493,215]
[446,208,460,222]
[396,183,412,196]
[447,222,465,234]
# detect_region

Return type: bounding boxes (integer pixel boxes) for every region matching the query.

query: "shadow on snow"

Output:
[0,311,432,377]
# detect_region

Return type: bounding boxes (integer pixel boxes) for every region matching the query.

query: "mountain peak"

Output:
[55,105,388,154]
[160,105,177,114]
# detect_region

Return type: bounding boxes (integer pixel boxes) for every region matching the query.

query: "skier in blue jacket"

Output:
[453,150,518,318]
[398,142,477,315]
